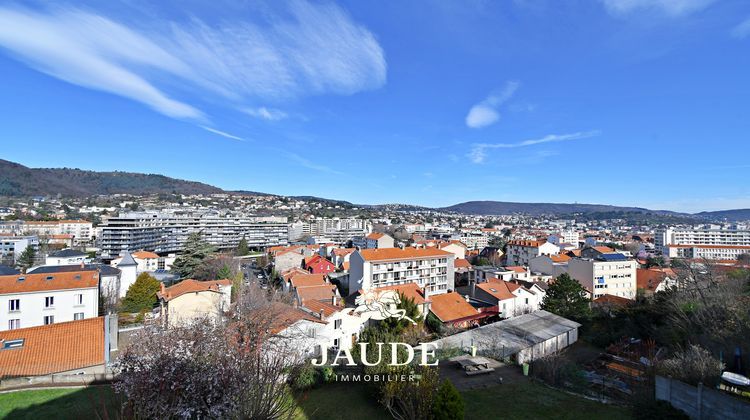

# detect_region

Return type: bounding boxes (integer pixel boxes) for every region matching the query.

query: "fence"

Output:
[655,375,750,419]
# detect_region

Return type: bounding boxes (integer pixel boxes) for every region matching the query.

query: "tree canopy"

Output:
[15,246,36,272]
[433,380,465,420]
[541,273,591,322]
[171,232,216,278]
[236,236,249,256]
[121,272,161,313]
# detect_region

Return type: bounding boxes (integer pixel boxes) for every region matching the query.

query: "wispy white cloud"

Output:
[599,0,717,17]
[465,81,520,129]
[200,126,246,141]
[732,17,750,39]
[243,107,288,121]
[288,153,344,175]
[0,2,386,124]
[467,130,601,164]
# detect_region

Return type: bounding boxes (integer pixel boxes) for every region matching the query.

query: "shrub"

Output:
[121,273,161,313]
[433,380,464,420]
[659,345,724,387]
[319,366,335,383]
[291,363,318,390]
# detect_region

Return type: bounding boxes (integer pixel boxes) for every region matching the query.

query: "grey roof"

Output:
[0,265,20,275]
[28,264,120,276]
[428,310,581,356]
[49,249,87,258]
[116,251,138,267]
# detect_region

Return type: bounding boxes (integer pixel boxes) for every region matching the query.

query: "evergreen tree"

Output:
[432,380,465,420]
[380,293,422,335]
[121,272,161,313]
[171,232,216,278]
[217,264,233,280]
[541,273,591,322]
[15,246,36,272]
[236,236,249,256]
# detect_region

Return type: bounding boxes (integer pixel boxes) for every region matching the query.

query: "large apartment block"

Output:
[348,248,455,297]
[97,211,289,259]
[656,226,750,260]
[567,254,637,299]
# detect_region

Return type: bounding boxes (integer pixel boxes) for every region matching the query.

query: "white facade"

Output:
[348,248,455,297]
[24,220,94,245]
[656,226,750,257]
[505,241,560,267]
[0,272,99,331]
[567,258,637,299]
[0,236,38,264]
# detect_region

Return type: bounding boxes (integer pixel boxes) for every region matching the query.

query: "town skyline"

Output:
[1,0,749,212]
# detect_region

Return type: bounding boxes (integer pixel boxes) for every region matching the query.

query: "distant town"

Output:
[0,179,749,418]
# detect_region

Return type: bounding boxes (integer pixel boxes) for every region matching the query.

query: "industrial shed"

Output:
[429,310,581,365]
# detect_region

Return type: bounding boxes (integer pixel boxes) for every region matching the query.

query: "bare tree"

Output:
[114,284,305,419]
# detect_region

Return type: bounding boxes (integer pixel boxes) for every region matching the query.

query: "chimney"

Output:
[470,280,476,298]
[80,261,85,269]
[319,309,325,320]
[332,295,337,306]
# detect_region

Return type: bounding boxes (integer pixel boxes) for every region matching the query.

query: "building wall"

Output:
[568,258,636,299]
[162,288,230,327]
[0,287,99,331]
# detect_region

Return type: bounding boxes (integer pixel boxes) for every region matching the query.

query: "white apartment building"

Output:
[505,240,560,267]
[45,249,88,266]
[0,236,38,264]
[567,254,637,299]
[548,230,579,246]
[0,270,100,331]
[348,248,455,297]
[656,226,750,259]
[97,211,289,259]
[24,220,94,245]
[451,232,489,250]
[352,232,394,249]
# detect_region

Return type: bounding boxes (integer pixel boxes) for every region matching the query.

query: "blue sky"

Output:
[1,0,749,212]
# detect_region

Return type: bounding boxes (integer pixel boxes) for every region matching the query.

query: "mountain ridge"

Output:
[1,159,748,219]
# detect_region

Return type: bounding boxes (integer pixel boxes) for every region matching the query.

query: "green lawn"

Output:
[294,381,389,420]
[0,386,117,419]
[462,381,632,420]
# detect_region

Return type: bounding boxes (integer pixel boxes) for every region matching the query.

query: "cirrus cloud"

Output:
[467,130,601,164]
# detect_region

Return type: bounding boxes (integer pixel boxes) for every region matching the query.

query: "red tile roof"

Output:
[302,299,342,318]
[0,271,99,294]
[366,232,386,240]
[593,294,634,307]
[158,279,231,302]
[132,251,159,259]
[476,278,516,301]
[373,283,427,305]
[296,284,338,304]
[265,303,326,334]
[0,317,105,378]
[454,258,472,269]
[429,292,478,322]
[289,274,327,288]
[359,248,452,262]
[636,268,676,292]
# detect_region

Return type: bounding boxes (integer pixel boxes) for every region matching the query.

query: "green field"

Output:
[0,387,117,419]
[0,381,632,419]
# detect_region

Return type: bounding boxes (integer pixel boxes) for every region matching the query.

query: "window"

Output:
[75,294,84,305]
[45,296,54,308]
[74,312,85,320]
[44,315,54,325]
[8,319,20,330]
[9,299,20,312]
[334,319,342,329]
[2,339,23,349]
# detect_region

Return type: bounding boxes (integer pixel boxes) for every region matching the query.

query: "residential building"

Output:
[23,220,94,245]
[97,211,289,259]
[656,226,750,260]
[157,279,232,327]
[348,248,454,297]
[636,267,678,296]
[0,316,113,378]
[45,249,88,266]
[27,264,122,311]
[529,254,571,278]
[0,236,38,265]
[0,270,100,331]
[505,240,560,267]
[548,230,579,246]
[303,254,336,275]
[428,291,483,328]
[472,277,539,318]
[567,254,637,299]
[353,232,394,250]
[110,250,175,272]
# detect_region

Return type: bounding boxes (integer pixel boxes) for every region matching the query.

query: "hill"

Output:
[695,209,750,221]
[440,200,678,216]
[0,159,223,197]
